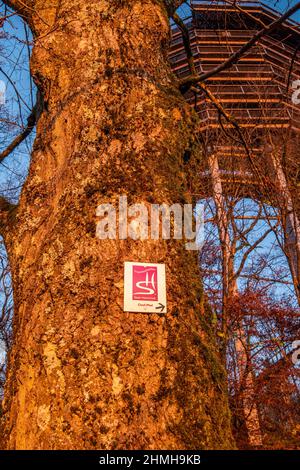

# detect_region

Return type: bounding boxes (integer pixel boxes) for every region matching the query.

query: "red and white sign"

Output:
[124,262,167,313]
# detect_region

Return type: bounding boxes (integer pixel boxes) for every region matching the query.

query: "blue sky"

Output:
[266,0,300,20]
[0,3,33,201]
[272,0,300,19]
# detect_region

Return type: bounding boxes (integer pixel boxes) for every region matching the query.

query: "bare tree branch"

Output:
[233,225,278,282]
[0,104,37,164]
[1,0,34,23]
[165,0,187,16]
[172,11,197,76]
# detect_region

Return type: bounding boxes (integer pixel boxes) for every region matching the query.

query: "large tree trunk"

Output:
[0,0,234,449]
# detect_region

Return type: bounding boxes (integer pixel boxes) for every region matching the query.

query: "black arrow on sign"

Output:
[155,303,165,312]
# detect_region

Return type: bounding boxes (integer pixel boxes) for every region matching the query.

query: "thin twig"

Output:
[0,104,37,164]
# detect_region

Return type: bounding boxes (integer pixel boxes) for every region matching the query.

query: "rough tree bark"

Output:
[0,0,234,449]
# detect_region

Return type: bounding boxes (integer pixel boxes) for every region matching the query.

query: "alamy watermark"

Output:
[292,340,300,366]
[0,80,5,105]
[95,196,204,251]
[292,79,300,104]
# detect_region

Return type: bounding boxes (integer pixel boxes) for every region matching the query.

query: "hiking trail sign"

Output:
[123,262,167,313]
